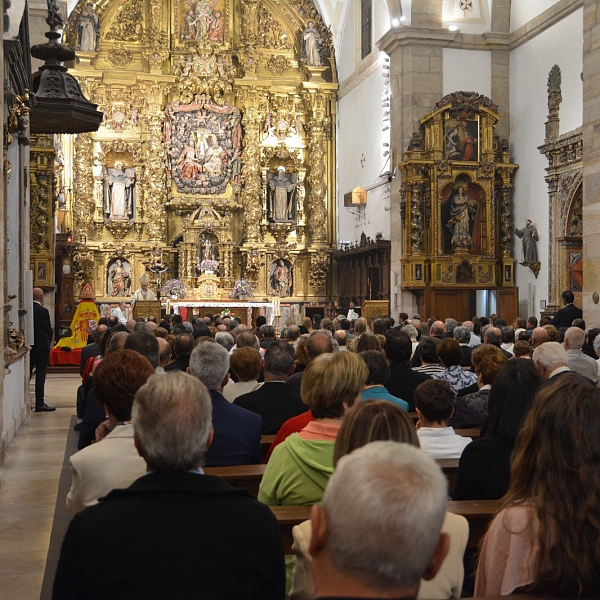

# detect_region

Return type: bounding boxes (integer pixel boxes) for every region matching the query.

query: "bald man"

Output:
[531,327,549,348]
[156,337,172,374]
[31,288,55,412]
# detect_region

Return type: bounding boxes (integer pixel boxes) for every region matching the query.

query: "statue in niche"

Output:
[270,259,293,297]
[446,185,477,251]
[108,259,131,297]
[104,161,136,221]
[77,3,100,52]
[302,20,323,66]
[515,220,539,263]
[267,167,298,223]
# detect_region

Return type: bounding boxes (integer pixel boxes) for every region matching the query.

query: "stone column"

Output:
[378,2,450,314]
[582,0,600,322]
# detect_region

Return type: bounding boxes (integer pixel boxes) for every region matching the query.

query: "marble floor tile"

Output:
[0,374,79,600]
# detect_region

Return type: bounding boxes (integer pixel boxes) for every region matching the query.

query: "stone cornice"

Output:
[376,27,458,55]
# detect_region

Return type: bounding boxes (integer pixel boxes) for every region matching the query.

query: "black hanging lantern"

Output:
[30,0,103,134]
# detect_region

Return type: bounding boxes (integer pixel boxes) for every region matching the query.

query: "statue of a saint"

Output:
[447,186,477,250]
[267,168,298,223]
[271,259,292,297]
[201,239,213,261]
[105,163,135,221]
[515,220,539,263]
[302,21,323,66]
[77,3,100,52]
[108,259,131,297]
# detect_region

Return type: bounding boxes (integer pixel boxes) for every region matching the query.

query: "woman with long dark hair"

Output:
[475,373,600,595]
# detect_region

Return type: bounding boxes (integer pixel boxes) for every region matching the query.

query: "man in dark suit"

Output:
[31,288,55,412]
[551,290,583,329]
[189,340,262,466]
[52,371,285,599]
[164,333,193,372]
[384,330,430,411]
[287,331,333,392]
[79,323,108,377]
[235,341,306,434]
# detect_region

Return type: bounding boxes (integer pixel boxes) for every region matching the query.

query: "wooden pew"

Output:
[205,459,460,497]
[260,434,275,462]
[204,464,266,497]
[270,499,500,554]
[455,428,481,440]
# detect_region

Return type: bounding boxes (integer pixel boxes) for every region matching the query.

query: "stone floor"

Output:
[0,374,79,599]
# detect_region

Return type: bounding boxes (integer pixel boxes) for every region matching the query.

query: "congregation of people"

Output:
[51,288,600,598]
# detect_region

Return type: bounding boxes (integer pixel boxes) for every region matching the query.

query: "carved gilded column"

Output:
[143,83,168,242]
[29,135,55,257]
[304,90,330,244]
[409,183,424,254]
[73,133,96,238]
[238,88,266,243]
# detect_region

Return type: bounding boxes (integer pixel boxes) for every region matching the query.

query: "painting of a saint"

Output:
[104,158,136,221]
[108,259,132,297]
[267,168,298,222]
[180,0,224,44]
[270,259,293,297]
[444,118,478,161]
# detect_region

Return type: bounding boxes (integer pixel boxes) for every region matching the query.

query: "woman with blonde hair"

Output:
[258,351,368,507]
[300,316,313,333]
[290,400,469,599]
[475,374,600,596]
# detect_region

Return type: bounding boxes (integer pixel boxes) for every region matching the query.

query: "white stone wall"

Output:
[510,0,562,32]
[509,7,583,317]
[336,0,392,247]
[443,49,492,97]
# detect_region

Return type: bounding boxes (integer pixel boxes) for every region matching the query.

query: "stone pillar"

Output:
[378,8,451,314]
[582,0,600,322]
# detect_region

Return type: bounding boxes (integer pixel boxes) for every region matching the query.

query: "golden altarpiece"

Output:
[51,0,337,311]
[399,92,519,321]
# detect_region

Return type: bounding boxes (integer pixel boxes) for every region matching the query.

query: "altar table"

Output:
[168,301,274,326]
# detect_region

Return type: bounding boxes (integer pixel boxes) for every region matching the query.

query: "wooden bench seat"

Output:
[205,458,460,497]
[270,499,500,553]
[260,434,275,462]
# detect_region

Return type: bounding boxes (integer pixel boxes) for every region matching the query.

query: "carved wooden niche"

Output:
[399,92,518,293]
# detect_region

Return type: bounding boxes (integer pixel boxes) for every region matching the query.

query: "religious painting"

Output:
[103,151,136,222]
[267,168,298,223]
[440,181,483,254]
[180,0,224,44]
[107,258,132,297]
[270,259,293,297]
[444,117,479,161]
[165,94,242,195]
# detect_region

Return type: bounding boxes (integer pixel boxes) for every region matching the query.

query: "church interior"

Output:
[0,0,598,594]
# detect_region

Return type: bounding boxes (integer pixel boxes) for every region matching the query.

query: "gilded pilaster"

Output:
[304,90,330,245]
[238,87,267,243]
[73,133,96,238]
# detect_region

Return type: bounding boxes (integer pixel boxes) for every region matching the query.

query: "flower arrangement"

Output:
[200,259,219,272]
[161,279,187,299]
[230,278,254,299]
[220,308,238,320]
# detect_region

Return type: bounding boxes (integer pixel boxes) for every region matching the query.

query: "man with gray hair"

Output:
[309,442,449,599]
[189,341,262,466]
[453,325,473,367]
[563,326,598,383]
[53,372,285,599]
[532,341,571,381]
